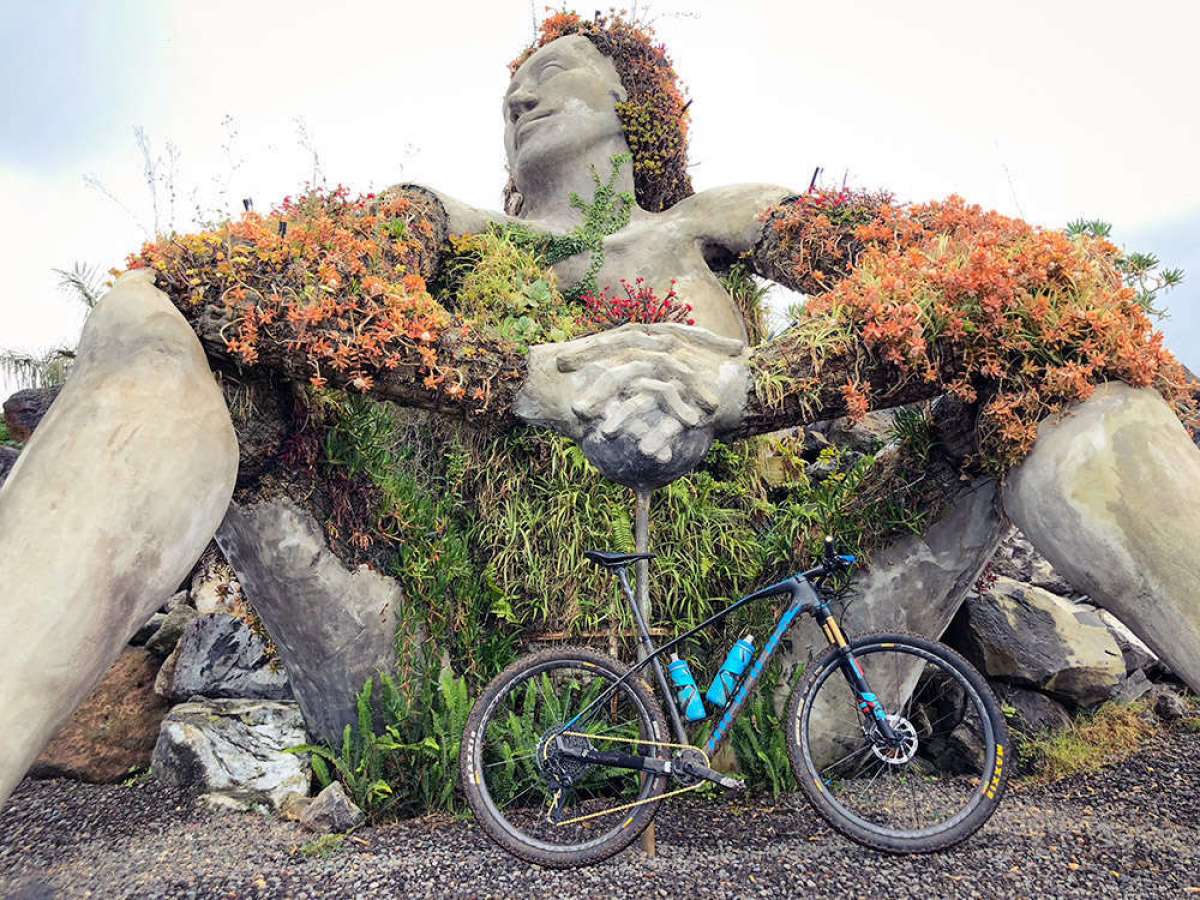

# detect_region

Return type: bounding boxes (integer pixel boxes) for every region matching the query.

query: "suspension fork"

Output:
[813,604,901,743]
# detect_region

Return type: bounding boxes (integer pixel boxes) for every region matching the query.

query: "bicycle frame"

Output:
[559,559,884,763]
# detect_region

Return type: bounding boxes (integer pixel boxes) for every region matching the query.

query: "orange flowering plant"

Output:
[132,185,525,414]
[754,191,1196,472]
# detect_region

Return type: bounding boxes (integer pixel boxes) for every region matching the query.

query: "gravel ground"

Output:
[2,730,1199,899]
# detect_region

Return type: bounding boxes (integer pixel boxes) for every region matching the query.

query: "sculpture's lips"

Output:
[516,109,556,145]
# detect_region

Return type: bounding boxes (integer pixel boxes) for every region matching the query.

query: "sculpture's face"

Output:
[504,35,628,188]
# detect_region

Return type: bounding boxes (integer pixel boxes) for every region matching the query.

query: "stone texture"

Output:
[951,577,1124,706]
[300,782,365,833]
[2,386,60,443]
[164,613,291,702]
[154,645,180,699]
[1076,603,1159,675]
[0,446,18,490]
[1004,382,1200,694]
[28,648,169,783]
[993,684,1072,735]
[144,604,199,658]
[278,792,313,822]
[0,269,238,809]
[516,323,751,489]
[150,699,310,810]
[1151,685,1188,722]
[215,497,399,745]
[130,613,166,646]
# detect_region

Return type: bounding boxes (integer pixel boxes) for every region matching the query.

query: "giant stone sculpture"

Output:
[1,12,1199,810]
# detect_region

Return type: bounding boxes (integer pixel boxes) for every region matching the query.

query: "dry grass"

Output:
[1018,701,1161,783]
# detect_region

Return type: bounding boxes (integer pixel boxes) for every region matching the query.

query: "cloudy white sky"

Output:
[2,0,1197,395]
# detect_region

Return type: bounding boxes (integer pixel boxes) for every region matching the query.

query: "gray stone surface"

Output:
[517,324,751,488]
[0,269,238,809]
[951,577,1124,706]
[2,386,60,443]
[150,699,310,811]
[994,684,1073,735]
[164,613,291,703]
[144,604,199,658]
[215,497,399,745]
[1004,382,1200,694]
[300,782,364,834]
[0,446,18,490]
[130,613,166,647]
[428,33,798,490]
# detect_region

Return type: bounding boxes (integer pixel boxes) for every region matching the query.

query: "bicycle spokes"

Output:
[805,644,995,835]
[474,664,662,848]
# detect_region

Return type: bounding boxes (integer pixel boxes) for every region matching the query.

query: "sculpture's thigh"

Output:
[1003,382,1200,693]
[0,270,237,807]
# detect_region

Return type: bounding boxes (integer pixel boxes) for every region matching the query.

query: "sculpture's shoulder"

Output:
[665,183,796,252]
[391,183,517,236]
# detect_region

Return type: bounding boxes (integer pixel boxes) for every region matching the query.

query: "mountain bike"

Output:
[461,536,1009,868]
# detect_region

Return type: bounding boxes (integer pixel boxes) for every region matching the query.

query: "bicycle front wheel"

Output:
[788,631,1009,853]
[461,646,670,868]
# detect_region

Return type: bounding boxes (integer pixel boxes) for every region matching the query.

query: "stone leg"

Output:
[1003,382,1200,694]
[0,269,237,808]
[214,497,400,745]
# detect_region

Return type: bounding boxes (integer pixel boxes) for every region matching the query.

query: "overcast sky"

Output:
[2,0,1197,397]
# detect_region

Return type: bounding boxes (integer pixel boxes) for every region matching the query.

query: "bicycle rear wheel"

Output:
[461,646,670,868]
[787,631,1009,853]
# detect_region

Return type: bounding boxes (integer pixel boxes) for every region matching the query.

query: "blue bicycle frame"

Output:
[558,546,895,761]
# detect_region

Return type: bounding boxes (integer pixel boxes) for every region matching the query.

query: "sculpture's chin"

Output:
[581,427,714,491]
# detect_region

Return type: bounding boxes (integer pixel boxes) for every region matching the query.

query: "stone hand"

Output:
[515,323,750,488]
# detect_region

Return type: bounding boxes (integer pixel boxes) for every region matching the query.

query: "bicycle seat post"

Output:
[633,486,655,859]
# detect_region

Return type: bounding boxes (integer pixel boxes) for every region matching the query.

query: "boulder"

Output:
[150,698,310,810]
[2,385,60,442]
[992,528,1075,596]
[162,590,190,613]
[154,644,179,699]
[1112,669,1153,704]
[993,684,1072,735]
[164,613,291,702]
[0,269,238,808]
[300,782,365,833]
[28,648,168,783]
[1150,685,1188,722]
[0,446,18,489]
[130,613,165,647]
[144,604,199,658]
[1003,382,1200,694]
[215,497,399,745]
[1075,603,1159,675]
[951,577,1124,706]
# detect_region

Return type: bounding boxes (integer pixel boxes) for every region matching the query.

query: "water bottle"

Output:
[705,635,755,708]
[666,656,708,721]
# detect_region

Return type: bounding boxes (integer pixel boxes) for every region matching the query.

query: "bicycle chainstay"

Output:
[548,732,710,826]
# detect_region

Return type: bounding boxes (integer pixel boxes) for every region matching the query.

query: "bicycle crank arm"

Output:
[557,744,672,775]
[678,759,744,790]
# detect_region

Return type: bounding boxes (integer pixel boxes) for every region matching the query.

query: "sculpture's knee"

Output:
[0,269,238,807]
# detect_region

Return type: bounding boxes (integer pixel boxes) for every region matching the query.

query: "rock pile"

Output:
[945,527,1173,738]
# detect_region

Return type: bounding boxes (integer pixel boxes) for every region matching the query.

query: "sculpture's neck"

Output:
[516,138,642,233]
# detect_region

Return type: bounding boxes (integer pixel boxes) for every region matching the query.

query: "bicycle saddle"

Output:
[583,550,656,569]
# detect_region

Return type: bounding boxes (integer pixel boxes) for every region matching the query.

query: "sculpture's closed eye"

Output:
[537,61,566,83]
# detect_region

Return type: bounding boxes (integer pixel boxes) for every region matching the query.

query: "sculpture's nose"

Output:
[506,86,538,124]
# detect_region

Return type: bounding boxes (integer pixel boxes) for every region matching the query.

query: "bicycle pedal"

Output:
[718,775,746,791]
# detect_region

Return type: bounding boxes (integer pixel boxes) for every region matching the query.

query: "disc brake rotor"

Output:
[871,714,919,765]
